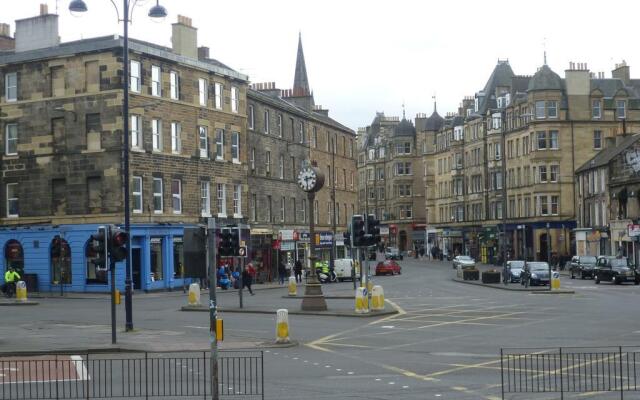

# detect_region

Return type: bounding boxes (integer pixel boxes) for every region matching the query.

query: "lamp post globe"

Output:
[68,0,88,13]
[148,0,168,19]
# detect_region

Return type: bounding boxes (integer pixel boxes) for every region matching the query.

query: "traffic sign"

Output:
[238,246,247,257]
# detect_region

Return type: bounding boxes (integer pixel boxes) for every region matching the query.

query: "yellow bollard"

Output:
[355,287,369,314]
[276,309,290,344]
[114,289,121,305]
[188,283,201,306]
[371,285,385,311]
[288,276,297,296]
[15,281,27,302]
[551,271,561,290]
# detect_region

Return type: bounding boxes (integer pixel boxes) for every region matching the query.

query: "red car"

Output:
[375,260,401,276]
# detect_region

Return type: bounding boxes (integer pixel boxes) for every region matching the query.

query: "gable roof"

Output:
[576,133,640,174]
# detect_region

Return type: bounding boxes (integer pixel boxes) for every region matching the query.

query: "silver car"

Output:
[507,260,525,283]
[452,255,476,270]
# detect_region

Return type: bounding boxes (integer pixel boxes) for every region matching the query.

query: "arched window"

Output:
[4,239,24,276]
[51,236,72,284]
[85,239,107,285]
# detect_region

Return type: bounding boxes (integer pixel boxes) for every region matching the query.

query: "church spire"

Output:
[293,32,310,96]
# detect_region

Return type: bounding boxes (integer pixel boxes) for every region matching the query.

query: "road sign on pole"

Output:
[238,246,247,257]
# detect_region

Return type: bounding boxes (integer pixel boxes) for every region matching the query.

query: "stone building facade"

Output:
[425,60,640,264]
[0,10,248,291]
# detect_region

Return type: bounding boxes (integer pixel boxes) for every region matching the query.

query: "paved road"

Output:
[3,258,640,399]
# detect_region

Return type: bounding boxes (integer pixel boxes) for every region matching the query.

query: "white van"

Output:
[334,258,358,282]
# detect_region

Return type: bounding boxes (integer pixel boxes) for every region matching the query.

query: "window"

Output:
[153,178,163,213]
[396,162,412,175]
[312,127,318,148]
[291,198,297,223]
[267,195,273,222]
[279,155,284,179]
[233,184,242,217]
[494,142,502,160]
[172,238,184,279]
[231,86,239,113]
[172,180,182,214]
[230,131,239,163]
[169,71,179,100]
[551,195,559,215]
[215,129,224,160]
[336,202,341,224]
[132,176,142,213]
[550,165,559,182]
[537,131,546,150]
[539,165,548,182]
[5,123,18,155]
[171,122,181,154]
[251,193,257,221]
[198,78,207,106]
[250,148,255,172]
[6,183,18,217]
[151,65,161,96]
[5,72,17,101]
[547,101,558,118]
[130,60,140,93]
[535,100,545,119]
[131,115,142,149]
[398,184,412,197]
[263,110,270,134]
[51,237,71,284]
[150,238,163,281]
[299,122,304,144]
[248,105,255,130]
[152,119,162,151]
[217,183,227,217]
[593,130,602,149]
[301,199,307,223]
[549,130,559,149]
[281,197,286,222]
[327,202,332,224]
[592,99,601,119]
[198,126,209,158]
[291,156,296,179]
[214,82,223,109]
[265,151,271,176]
[616,99,627,119]
[201,181,210,216]
[277,114,283,137]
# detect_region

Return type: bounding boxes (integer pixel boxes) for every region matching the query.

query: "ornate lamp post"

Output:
[69,0,168,332]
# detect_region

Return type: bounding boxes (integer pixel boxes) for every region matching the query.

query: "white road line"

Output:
[71,355,88,381]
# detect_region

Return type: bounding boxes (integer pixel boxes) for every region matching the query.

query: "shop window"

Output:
[150,238,163,282]
[4,239,24,277]
[85,239,107,285]
[51,236,72,284]
[173,237,184,279]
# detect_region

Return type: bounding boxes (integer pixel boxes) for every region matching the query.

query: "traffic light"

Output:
[230,228,240,256]
[367,214,381,246]
[351,215,366,247]
[343,231,351,247]
[219,227,239,257]
[89,227,108,271]
[109,227,129,262]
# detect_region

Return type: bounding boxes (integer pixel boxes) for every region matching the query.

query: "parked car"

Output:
[375,260,401,276]
[569,256,597,279]
[521,262,550,286]
[506,260,525,283]
[334,258,358,282]
[385,247,403,260]
[452,255,476,270]
[594,256,639,285]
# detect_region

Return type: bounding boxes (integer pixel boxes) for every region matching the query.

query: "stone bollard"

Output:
[288,276,297,296]
[355,286,369,314]
[15,281,27,302]
[371,285,385,311]
[188,283,201,306]
[276,309,290,344]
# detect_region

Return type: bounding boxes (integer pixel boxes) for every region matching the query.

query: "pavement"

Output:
[3,258,640,399]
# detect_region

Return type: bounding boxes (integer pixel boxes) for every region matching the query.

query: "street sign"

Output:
[380,226,390,236]
[238,246,247,257]
[628,224,640,237]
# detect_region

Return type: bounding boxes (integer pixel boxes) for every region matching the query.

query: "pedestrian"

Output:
[2,266,20,297]
[294,259,303,283]
[419,247,425,258]
[241,267,254,295]
[278,261,287,285]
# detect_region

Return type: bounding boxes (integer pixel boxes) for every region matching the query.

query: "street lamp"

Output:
[69,0,168,332]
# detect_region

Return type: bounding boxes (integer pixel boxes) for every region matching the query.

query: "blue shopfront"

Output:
[0,224,193,293]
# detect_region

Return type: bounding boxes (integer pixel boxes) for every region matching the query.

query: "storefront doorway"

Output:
[132,248,142,290]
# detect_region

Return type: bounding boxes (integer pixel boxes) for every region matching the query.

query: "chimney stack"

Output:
[0,23,14,50]
[198,46,209,61]
[171,15,197,59]
[612,60,631,84]
[14,4,60,52]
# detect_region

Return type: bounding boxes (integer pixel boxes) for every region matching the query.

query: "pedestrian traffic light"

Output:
[351,215,366,247]
[367,214,381,246]
[109,227,129,262]
[230,227,240,256]
[89,226,108,271]
[219,228,235,257]
[343,231,351,247]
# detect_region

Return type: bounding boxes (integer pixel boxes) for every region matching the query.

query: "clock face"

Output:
[297,168,317,192]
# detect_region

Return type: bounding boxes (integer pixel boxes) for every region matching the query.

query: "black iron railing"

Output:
[0,350,263,399]
[501,346,640,399]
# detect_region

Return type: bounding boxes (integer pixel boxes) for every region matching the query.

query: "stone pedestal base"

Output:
[300,283,327,311]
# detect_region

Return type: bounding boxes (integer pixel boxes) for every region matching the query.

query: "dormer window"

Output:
[616,100,626,119]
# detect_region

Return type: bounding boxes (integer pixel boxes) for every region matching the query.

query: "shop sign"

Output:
[299,232,310,241]
[628,224,640,237]
[336,239,344,246]
[315,232,333,247]
[280,241,295,251]
[380,226,390,236]
[279,230,298,241]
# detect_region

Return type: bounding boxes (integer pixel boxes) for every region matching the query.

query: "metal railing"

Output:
[0,350,263,399]
[501,346,640,399]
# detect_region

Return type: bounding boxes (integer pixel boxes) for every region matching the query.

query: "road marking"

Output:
[381,325,395,329]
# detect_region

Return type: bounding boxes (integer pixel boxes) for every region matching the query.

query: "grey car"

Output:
[506,260,525,283]
[521,262,550,286]
[569,256,597,279]
[452,255,476,270]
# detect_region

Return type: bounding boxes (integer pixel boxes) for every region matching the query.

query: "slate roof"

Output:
[425,110,444,131]
[575,133,640,174]
[476,61,515,113]
[393,118,416,136]
[528,65,563,91]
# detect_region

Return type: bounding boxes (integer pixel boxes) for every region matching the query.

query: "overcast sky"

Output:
[5,0,640,131]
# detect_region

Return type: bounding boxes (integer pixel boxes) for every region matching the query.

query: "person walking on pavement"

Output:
[294,259,303,283]
[278,261,287,285]
[241,267,254,295]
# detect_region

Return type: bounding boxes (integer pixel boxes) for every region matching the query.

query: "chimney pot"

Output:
[197,46,209,60]
[40,3,48,15]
